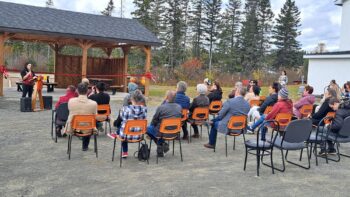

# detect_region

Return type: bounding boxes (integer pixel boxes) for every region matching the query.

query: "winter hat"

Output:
[279,87,289,99]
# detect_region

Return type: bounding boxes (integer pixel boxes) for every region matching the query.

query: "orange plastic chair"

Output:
[152,118,183,164]
[181,109,189,122]
[110,119,148,167]
[189,107,209,143]
[209,100,223,117]
[249,99,260,107]
[264,106,273,115]
[97,104,112,134]
[259,96,266,105]
[324,112,336,125]
[215,115,247,157]
[275,113,293,131]
[299,104,314,119]
[67,115,97,160]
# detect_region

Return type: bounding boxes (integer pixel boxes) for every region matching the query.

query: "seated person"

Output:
[174,81,190,140]
[204,87,250,149]
[204,78,212,89]
[114,90,147,158]
[89,82,110,132]
[248,87,293,140]
[310,88,337,125]
[65,83,97,151]
[245,85,260,102]
[189,84,210,138]
[247,80,261,94]
[319,98,350,155]
[228,81,243,99]
[207,80,223,103]
[247,82,279,123]
[147,91,182,157]
[128,77,138,93]
[55,85,77,137]
[123,79,139,106]
[342,81,350,100]
[81,78,93,97]
[293,85,315,119]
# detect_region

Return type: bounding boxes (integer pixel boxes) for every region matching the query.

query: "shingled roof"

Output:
[0,1,161,46]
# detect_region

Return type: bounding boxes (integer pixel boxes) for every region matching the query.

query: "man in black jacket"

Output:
[320,98,350,155]
[88,82,110,132]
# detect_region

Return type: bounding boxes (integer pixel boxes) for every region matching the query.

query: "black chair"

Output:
[51,103,69,143]
[263,119,313,172]
[243,120,277,176]
[324,116,350,162]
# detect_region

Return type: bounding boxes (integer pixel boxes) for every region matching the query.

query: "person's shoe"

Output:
[98,127,104,133]
[318,149,327,156]
[163,142,170,153]
[122,152,128,158]
[246,126,254,134]
[182,136,188,141]
[56,128,63,137]
[192,134,200,138]
[328,149,337,155]
[82,147,89,151]
[204,143,215,149]
[62,133,67,137]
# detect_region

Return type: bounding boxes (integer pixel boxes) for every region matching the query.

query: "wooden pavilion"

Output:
[0,1,161,96]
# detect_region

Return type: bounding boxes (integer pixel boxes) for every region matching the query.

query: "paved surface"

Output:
[1,91,350,196]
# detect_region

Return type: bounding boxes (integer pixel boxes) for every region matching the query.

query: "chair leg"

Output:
[112,137,116,161]
[189,125,192,143]
[119,142,123,168]
[233,136,236,150]
[105,121,107,135]
[257,149,261,177]
[200,125,203,139]
[172,140,175,156]
[270,148,275,174]
[262,148,285,172]
[67,135,70,154]
[68,135,72,160]
[156,140,160,164]
[225,135,228,157]
[299,149,303,161]
[94,135,98,158]
[179,134,183,162]
[243,147,248,171]
[285,148,311,170]
[55,128,58,143]
[108,120,112,134]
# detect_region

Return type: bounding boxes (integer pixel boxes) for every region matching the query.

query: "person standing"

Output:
[20,63,37,98]
[278,70,288,87]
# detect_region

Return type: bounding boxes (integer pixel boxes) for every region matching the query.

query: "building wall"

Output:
[308,58,350,94]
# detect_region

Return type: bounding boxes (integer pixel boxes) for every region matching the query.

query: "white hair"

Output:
[197,84,208,95]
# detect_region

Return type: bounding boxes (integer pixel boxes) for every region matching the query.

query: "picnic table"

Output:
[16,81,58,92]
[88,78,113,85]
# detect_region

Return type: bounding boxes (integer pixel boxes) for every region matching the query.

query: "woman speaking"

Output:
[20,63,37,98]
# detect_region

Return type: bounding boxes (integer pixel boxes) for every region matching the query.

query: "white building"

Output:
[304,0,350,95]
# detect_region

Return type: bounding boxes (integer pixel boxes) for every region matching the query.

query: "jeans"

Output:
[82,136,91,149]
[191,124,199,135]
[116,129,128,152]
[251,114,266,130]
[182,121,188,137]
[22,84,33,98]
[208,120,220,145]
[147,125,164,144]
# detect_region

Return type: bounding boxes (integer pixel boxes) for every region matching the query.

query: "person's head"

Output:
[330,79,337,86]
[325,87,337,99]
[95,82,106,93]
[304,85,314,95]
[196,84,207,95]
[345,81,350,92]
[234,81,243,90]
[235,87,247,97]
[176,81,187,93]
[165,90,177,103]
[66,85,76,93]
[329,97,341,111]
[131,90,145,105]
[24,62,32,71]
[269,82,280,94]
[128,83,138,93]
[81,78,90,85]
[253,85,260,96]
[77,83,88,95]
[213,80,222,92]
[204,78,211,86]
[278,87,289,100]
[249,80,255,86]
[282,70,287,76]
[130,77,137,83]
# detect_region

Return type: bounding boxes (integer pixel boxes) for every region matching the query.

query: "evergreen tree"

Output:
[190,0,204,59]
[150,0,167,36]
[273,0,301,68]
[45,0,54,8]
[203,0,222,71]
[101,0,115,16]
[132,0,154,31]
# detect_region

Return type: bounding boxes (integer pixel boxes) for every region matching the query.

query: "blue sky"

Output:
[2,0,343,51]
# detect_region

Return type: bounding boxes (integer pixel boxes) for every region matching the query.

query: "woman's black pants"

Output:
[22,84,33,98]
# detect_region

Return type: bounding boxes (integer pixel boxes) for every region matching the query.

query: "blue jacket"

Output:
[175,91,190,109]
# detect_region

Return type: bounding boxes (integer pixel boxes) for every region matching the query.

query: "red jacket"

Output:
[55,90,78,109]
[266,99,293,120]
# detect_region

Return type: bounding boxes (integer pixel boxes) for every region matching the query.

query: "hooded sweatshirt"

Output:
[55,89,78,109]
[266,99,293,121]
[293,94,315,118]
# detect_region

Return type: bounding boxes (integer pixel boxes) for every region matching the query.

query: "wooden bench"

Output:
[110,85,124,95]
[16,81,58,92]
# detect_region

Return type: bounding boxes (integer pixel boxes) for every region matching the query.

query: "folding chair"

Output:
[214,115,247,157]
[262,119,313,172]
[51,103,69,143]
[181,109,189,136]
[149,118,183,164]
[110,119,148,167]
[275,113,292,132]
[249,99,260,107]
[188,107,209,143]
[96,104,112,134]
[67,115,97,160]
[209,100,223,118]
[260,96,266,105]
[263,106,273,115]
[299,104,314,119]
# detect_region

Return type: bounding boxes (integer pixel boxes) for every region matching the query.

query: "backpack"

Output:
[135,141,149,161]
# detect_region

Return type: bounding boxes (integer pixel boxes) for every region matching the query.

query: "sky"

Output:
[1,0,343,52]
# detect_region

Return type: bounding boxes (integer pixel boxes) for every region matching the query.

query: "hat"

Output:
[197,84,208,95]
[279,87,289,99]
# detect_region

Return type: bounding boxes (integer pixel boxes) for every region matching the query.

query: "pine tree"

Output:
[150,0,167,36]
[273,0,301,68]
[132,0,154,31]
[101,0,115,16]
[45,0,54,8]
[190,0,204,58]
[203,0,222,71]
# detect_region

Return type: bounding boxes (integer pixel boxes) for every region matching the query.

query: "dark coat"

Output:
[175,91,190,109]
[89,92,110,105]
[311,98,334,125]
[331,101,350,133]
[189,94,210,113]
[259,93,278,115]
[207,89,223,103]
[151,102,182,131]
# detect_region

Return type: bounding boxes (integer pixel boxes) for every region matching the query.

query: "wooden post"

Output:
[78,40,93,79]
[49,44,64,83]
[142,46,151,97]
[122,46,130,93]
[0,33,12,97]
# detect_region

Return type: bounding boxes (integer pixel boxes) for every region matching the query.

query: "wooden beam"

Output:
[78,40,94,78]
[122,46,131,92]
[0,33,11,97]
[101,47,114,58]
[142,46,151,97]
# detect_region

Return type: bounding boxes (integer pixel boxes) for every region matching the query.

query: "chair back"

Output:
[123,119,147,136]
[263,106,273,115]
[181,109,189,122]
[159,118,182,134]
[299,104,313,118]
[249,99,260,107]
[338,117,350,137]
[324,112,336,125]
[97,104,111,116]
[275,113,292,130]
[56,103,69,121]
[259,96,266,105]
[283,119,313,143]
[71,115,96,130]
[192,107,209,120]
[227,115,247,130]
[209,101,223,113]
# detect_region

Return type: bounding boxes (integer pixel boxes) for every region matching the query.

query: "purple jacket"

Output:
[293,94,315,118]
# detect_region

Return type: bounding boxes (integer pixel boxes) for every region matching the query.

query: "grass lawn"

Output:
[148,84,301,106]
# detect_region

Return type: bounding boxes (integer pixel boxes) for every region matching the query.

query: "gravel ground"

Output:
[1,94,350,197]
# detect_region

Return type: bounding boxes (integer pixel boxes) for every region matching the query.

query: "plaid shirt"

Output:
[117,105,147,141]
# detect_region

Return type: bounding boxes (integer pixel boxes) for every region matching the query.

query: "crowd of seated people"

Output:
[54,76,350,158]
